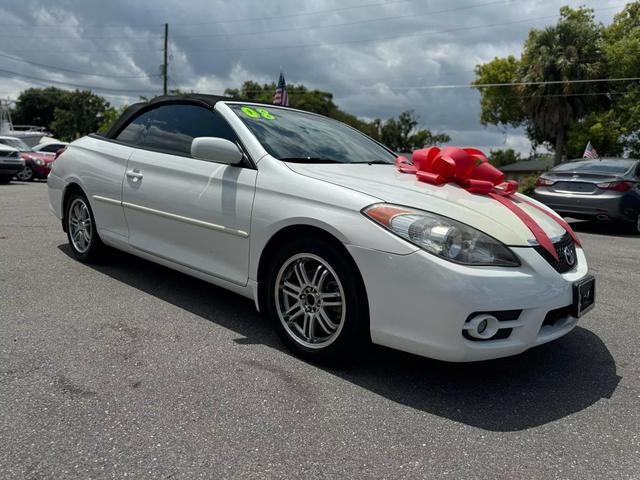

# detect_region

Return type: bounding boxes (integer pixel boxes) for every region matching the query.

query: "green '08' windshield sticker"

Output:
[241,106,275,120]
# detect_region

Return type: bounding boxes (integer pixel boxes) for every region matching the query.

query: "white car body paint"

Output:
[48,101,591,362]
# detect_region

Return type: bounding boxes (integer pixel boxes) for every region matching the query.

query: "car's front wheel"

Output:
[16,166,33,181]
[265,237,369,362]
[65,192,104,262]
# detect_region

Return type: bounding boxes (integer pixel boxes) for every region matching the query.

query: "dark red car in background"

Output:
[0,137,68,181]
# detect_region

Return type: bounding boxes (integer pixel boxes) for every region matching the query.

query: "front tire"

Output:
[16,165,33,182]
[264,237,369,363]
[65,192,104,262]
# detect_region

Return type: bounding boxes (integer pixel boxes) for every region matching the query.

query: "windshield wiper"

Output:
[364,160,392,165]
[280,156,342,164]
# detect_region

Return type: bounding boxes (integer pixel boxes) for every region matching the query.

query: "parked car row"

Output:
[0,135,67,183]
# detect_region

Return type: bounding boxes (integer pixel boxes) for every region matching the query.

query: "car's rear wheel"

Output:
[265,237,369,363]
[16,166,33,181]
[65,192,104,262]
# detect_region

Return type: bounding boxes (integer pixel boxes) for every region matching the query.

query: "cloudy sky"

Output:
[0,0,624,153]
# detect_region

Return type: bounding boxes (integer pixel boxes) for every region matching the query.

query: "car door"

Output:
[122,103,257,286]
[87,109,155,242]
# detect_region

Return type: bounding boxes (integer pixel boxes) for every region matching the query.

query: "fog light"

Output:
[477,318,488,334]
[465,314,499,340]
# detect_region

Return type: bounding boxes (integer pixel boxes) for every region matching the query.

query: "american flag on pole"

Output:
[583,141,599,159]
[273,71,289,106]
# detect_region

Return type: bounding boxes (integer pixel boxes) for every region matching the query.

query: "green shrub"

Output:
[518,174,539,197]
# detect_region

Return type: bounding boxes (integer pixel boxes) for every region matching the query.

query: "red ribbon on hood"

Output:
[395,146,581,260]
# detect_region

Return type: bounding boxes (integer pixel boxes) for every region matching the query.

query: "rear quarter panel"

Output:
[51,136,133,239]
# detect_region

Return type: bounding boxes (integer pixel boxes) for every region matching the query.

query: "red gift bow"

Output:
[395,146,581,260]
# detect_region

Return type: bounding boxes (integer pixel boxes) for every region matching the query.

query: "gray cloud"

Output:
[0,0,621,153]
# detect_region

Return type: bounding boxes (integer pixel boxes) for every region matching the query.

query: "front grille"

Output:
[534,233,576,273]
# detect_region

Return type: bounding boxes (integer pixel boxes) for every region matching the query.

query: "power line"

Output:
[0,68,158,94]
[0,0,414,29]
[393,77,640,90]
[170,0,415,26]
[0,0,519,41]
[172,0,521,39]
[0,52,158,79]
[170,5,623,54]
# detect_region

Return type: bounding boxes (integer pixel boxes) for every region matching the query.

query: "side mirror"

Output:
[191,137,243,165]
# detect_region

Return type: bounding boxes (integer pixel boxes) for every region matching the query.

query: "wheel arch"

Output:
[255,224,369,325]
[61,182,86,232]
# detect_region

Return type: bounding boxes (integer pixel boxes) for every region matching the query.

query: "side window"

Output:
[143,104,238,157]
[40,144,64,153]
[115,109,156,146]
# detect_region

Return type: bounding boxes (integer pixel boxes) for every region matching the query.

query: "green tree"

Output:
[11,87,69,128]
[12,88,112,140]
[603,2,640,156]
[225,81,449,148]
[474,56,525,127]
[488,148,521,167]
[380,110,450,151]
[97,105,128,135]
[474,7,609,165]
[565,110,626,158]
[49,91,111,141]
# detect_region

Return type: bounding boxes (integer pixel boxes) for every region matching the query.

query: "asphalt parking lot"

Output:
[1,181,639,479]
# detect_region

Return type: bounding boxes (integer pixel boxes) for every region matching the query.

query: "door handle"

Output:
[126,169,143,183]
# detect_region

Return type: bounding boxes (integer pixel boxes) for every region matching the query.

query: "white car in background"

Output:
[47,94,594,363]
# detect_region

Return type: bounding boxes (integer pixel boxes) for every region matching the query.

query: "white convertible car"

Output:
[47,95,594,362]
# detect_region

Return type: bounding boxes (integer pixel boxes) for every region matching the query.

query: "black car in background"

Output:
[534,158,640,233]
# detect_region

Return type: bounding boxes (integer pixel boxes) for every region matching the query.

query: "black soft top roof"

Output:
[104,93,271,139]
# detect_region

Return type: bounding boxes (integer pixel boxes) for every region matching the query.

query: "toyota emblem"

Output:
[563,245,575,266]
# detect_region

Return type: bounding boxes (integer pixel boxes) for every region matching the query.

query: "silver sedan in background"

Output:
[534,158,640,233]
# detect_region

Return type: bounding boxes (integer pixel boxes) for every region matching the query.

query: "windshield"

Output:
[0,138,30,152]
[553,159,635,174]
[228,104,396,164]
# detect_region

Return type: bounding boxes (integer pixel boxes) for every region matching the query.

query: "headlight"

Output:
[29,156,44,166]
[363,203,520,266]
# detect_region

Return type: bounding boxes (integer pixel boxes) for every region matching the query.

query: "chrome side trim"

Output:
[130,244,245,286]
[91,195,249,238]
[92,195,121,206]
[122,201,249,238]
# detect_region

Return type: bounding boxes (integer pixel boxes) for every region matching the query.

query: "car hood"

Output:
[286,163,567,246]
[21,152,55,163]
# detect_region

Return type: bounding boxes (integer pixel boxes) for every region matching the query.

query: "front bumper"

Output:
[32,163,52,179]
[0,161,25,176]
[347,244,589,362]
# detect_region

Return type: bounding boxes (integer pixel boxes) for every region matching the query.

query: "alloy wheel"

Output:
[68,198,92,254]
[274,253,346,349]
[16,166,33,181]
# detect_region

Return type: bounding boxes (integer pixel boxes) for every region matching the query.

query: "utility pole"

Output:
[163,23,168,95]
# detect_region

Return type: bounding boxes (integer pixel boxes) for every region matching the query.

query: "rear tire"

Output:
[264,237,369,363]
[65,192,105,262]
